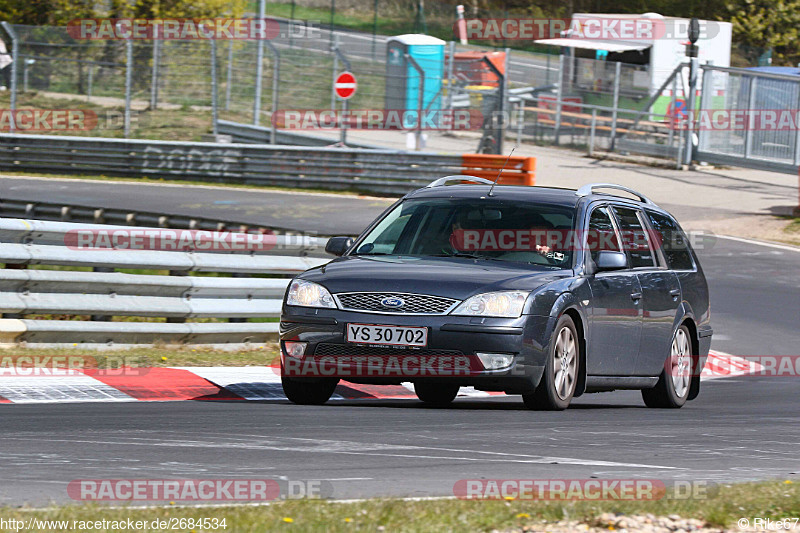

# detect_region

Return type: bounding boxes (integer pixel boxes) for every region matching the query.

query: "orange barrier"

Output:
[461,153,536,187]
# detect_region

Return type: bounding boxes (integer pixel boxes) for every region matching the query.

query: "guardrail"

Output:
[0,133,464,195]
[217,119,383,150]
[0,198,278,234]
[0,218,329,348]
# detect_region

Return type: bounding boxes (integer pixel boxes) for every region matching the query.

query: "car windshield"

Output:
[351,197,575,268]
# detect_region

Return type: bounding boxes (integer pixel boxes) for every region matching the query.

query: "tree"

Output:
[724,0,800,65]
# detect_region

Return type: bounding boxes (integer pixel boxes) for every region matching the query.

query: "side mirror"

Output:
[325,236,354,256]
[594,251,628,272]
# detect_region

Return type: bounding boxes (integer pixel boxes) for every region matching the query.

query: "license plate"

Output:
[346,324,428,347]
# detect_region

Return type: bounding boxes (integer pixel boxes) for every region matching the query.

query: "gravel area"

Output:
[494,513,747,532]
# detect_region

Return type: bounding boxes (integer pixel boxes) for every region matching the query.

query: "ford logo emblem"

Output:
[380,297,405,309]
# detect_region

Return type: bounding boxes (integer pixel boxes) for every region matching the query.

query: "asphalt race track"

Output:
[0,178,798,506]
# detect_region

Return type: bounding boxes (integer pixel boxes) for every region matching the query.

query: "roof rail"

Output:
[426,175,495,188]
[575,183,656,205]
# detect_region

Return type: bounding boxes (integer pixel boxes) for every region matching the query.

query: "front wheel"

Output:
[414,382,460,406]
[641,324,692,408]
[523,315,579,411]
[282,377,339,405]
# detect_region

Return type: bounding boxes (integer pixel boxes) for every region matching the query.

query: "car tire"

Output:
[414,383,460,406]
[522,314,579,411]
[282,377,339,405]
[642,324,692,409]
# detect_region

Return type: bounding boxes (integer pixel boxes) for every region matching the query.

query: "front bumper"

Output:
[279,305,554,393]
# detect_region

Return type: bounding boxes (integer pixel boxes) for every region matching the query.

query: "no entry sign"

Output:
[334,71,357,100]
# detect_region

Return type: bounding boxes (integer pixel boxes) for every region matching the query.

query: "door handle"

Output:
[669,289,681,298]
[630,292,642,301]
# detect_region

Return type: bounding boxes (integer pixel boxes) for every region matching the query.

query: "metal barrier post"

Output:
[211,39,219,135]
[589,109,596,156]
[150,31,160,109]
[87,66,93,101]
[516,101,524,145]
[267,42,280,145]
[610,61,621,150]
[225,40,233,111]
[124,38,133,138]
[1,22,18,132]
[554,54,564,145]
[253,0,266,125]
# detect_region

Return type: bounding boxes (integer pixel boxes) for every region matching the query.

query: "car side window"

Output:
[645,210,695,270]
[587,207,623,264]
[611,206,657,268]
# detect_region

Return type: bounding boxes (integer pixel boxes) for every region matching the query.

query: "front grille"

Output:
[314,343,463,357]
[335,292,459,314]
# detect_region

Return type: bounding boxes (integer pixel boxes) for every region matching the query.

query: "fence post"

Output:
[610,61,621,150]
[124,38,133,138]
[332,46,350,146]
[150,31,160,109]
[87,66,93,101]
[668,73,678,147]
[22,59,29,92]
[683,55,699,165]
[446,41,455,113]
[589,108,596,156]
[267,42,280,145]
[371,0,378,61]
[1,22,18,132]
[696,65,713,158]
[406,54,425,150]
[210,39,219,136]
[516,101,524,145]
[744,75,756,159]
[331,34,339,111]
[554,54,564,145]
[225,40,233,111]
[253,0,266,125]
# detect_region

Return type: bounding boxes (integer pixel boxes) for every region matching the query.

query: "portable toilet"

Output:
[385,34,445,128]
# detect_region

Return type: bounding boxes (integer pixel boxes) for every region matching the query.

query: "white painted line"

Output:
[0,371,136,404]
[172,366,285,400]
[715,234,800,252]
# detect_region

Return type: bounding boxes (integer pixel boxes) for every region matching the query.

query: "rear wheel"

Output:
[414,383,460,406]
[523,315,579,411]
[642,324,692,408]
[282,377,339,405]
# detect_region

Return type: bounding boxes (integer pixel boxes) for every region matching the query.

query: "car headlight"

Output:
[451,291,529,318]
[286,280,337,309]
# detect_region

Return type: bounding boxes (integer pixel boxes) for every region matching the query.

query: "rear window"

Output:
[645,211,695,270]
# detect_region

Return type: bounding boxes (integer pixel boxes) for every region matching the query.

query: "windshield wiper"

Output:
[430,252,495,260]
[351,252,393,256]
